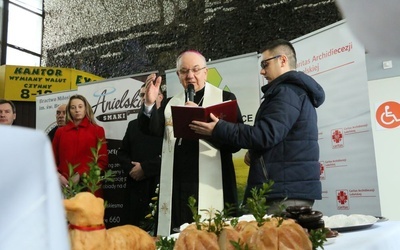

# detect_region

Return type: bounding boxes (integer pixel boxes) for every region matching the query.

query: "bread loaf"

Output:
[174,227,219,250]
[248,222,278,250]
[235,220,259,245]
[174,217,312,250]
[277,222,312,250]
[218,226,243,250]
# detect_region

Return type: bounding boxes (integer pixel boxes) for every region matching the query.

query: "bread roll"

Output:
[235,221,259,245]
[174,217,312,250]
[174,227,219,250]
[277,222,312,250]
[245,218,311,250]
[218,226,243,250]
[248,222,278,250]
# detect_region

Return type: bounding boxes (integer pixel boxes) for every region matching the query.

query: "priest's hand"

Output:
[185,101,198,107]
[145,73,162,106]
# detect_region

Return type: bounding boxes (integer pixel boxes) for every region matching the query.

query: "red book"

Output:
[171,99,238,139]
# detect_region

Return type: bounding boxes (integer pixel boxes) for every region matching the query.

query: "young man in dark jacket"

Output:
[190,39,325,214]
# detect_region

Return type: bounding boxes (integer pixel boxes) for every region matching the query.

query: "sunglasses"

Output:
[260,55,282,69]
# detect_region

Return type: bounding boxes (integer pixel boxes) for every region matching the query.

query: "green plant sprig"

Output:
[309,228,328,250]
[244,180,274,227]
[188,196,202,230]
[156,236,176,250]
[230,239,250,250]
[188,196,237,236]
[62,163,83,198]
[62,138,115,199]
[81,138,115,194]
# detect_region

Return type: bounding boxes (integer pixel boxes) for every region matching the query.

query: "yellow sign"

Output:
[70,69,104,90]
[0,65,104,101]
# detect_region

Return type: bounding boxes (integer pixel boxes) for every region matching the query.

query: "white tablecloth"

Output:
[0,126,70,250]
[324,220,400,250]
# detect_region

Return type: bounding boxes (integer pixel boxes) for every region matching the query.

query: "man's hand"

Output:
[129,162,145,181]
[189,113,219,136]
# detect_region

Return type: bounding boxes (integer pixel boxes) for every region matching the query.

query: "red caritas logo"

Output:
[336,189,349,210]
[331,129,344,149]
[375,101,400,129]
[320,162,325,180]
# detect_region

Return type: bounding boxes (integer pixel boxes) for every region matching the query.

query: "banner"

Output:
[368,76,400,220]
[78,73,153,228]
[36,90,77,133]
[0,65,103,101]
[292,21,380,216]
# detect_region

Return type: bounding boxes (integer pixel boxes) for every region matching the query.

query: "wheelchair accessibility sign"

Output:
[375,101,400,129]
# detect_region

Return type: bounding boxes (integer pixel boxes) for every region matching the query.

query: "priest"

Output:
[138,50,243,235]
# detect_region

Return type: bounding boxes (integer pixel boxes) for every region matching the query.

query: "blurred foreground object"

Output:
[0,126,70,250]
[336,0,400,56]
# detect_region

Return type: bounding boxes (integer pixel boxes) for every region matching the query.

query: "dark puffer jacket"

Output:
[212,70,325,202]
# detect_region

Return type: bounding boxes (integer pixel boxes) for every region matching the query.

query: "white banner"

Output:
[292,21,380,216]
[78,74,151,227]
[36,90,77,133]
[78,76,145,140]
[368,76,400,220]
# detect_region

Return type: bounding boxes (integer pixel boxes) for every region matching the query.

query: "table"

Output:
[324,221,400,249]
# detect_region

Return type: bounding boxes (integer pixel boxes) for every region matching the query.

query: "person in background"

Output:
[139,50,243,234]
[117,83,165,232]
[48,104,67,141]
[190,39,325,214]
[0,99,16,125]
[52,94,108,197]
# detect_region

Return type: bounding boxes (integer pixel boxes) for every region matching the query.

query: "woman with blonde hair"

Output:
[52,94,108,197]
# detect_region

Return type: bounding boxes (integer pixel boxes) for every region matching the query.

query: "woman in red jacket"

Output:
[52,94,108,197]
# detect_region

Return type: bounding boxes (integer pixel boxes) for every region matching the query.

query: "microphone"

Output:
[187,84,195,102]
